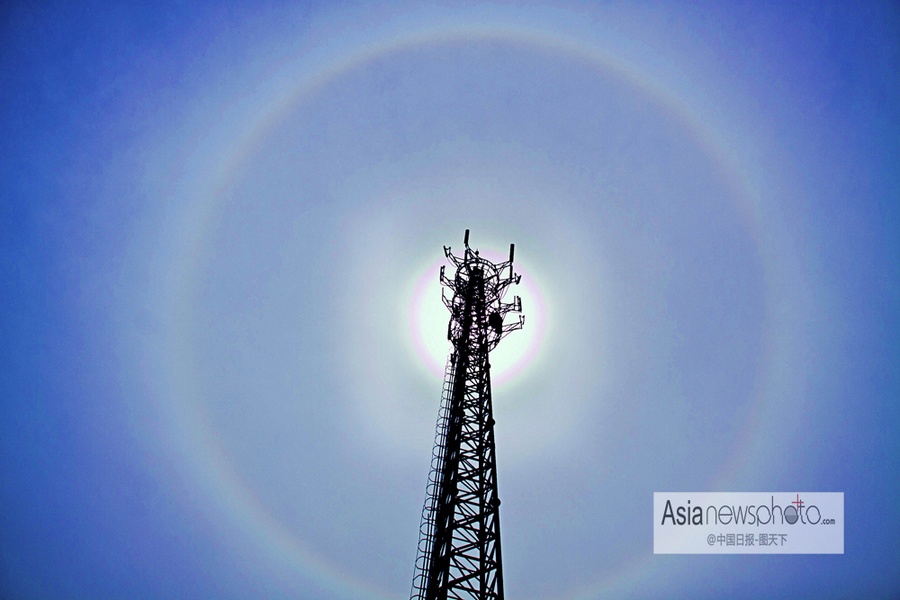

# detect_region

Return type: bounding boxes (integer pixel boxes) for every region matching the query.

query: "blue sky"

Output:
[1,2,898,599]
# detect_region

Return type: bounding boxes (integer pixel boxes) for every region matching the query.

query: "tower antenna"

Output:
[411,231,524,600]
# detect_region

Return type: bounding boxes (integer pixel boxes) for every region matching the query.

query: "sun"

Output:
[406,250,547,389]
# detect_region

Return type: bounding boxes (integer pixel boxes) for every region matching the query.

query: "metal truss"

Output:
[412,230,524,600]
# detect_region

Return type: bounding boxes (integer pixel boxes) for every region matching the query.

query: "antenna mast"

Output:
[411,230,524,600]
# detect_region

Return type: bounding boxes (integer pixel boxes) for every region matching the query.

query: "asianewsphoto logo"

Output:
[660,494,835,527]
[653,492,843,554]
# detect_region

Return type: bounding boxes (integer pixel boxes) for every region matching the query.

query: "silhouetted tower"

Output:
[411,230,524,600]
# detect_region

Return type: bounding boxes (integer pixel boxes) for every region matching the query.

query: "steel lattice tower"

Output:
[411,230,524,600]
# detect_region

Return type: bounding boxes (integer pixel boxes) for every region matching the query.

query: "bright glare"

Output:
[408,255,546,388]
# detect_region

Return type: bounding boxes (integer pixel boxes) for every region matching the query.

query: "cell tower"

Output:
[411,230,524,600]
